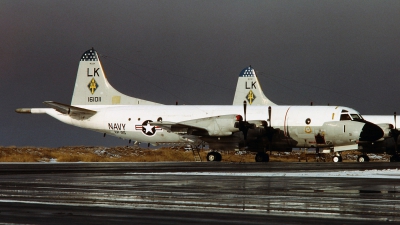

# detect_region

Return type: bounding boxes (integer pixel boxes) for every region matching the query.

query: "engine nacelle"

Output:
[375,123,392,139]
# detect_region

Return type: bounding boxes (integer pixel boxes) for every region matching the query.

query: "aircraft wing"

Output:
[153,114,239,136]
[43,101,97,120]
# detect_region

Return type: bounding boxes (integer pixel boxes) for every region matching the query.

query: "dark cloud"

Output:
[1,0,399,147]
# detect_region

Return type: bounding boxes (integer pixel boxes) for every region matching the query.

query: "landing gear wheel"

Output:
[206,152,216,161]
[215,152,222,161]
[206,152,222,162]
[255,153,269,162]
[332,156,342,162]
[357,155,370,162]
[255,153,263,162]
[390,154,400,162]
[263,153,270,162]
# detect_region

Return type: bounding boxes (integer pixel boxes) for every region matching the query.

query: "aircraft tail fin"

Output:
[71,48,161,106]
[232,66,276,106]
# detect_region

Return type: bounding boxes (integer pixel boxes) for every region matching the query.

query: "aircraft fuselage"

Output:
[35,104,381,150]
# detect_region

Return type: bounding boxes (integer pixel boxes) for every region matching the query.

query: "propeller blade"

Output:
[242,101,248,140]
[268,106,272,127]
[243,101,247,122]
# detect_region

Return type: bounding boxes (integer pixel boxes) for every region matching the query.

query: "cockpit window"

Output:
[340,113,364,121]
[340,114,352,121]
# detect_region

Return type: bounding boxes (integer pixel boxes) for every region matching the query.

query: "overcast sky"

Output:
[1,0,399,147]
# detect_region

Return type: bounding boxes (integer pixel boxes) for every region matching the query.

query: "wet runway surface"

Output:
[0,162,399,224]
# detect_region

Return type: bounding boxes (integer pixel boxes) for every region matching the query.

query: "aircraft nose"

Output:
[359,121,384,142]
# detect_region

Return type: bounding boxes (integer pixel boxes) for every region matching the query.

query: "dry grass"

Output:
[0,146,389,163]
[0,146,207,162]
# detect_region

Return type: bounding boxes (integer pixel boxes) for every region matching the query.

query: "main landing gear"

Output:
[357,154,370,162]
[332,153,342,163]
[332,153,371,162]
[255,152,269,162]
[390,154,400,162]
[206,151,222,161]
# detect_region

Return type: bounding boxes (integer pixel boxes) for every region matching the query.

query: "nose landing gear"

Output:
[255,152,269,162]
[357,154,370,162]
[390,154,400,162]
[206,151,222,161]
[332,153,343,163]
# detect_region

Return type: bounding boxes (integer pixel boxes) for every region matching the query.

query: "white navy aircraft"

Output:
[233,66,399,162]
[16,49,384,162]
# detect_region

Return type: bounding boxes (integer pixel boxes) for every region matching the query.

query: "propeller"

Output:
[244,100,247,122]
[235,101,252,141]
[392,112,399,153]
[243,101,248,140]
[264,106,275,153]
[268,106,272,127]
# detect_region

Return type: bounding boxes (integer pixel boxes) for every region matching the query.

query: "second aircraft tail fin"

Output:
[233,66,276,106]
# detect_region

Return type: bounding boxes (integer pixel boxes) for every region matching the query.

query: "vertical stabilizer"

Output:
[232,66,276,106]
[71,48,161,106]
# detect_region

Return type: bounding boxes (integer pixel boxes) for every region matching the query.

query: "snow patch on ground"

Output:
[49,158,57,163]
[93,148,121,158]
[128,168,400,179]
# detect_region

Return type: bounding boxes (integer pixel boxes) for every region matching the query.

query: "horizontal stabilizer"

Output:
[43,101,97,120]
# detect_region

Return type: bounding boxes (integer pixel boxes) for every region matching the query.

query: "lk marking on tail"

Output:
[245,81,257,89]
[87,68,100,77]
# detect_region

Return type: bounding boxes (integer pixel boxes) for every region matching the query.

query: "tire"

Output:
[215,152,222,161]
[263,154,270,162]
[357,155,366,162]
[207,152,221,162]
[333,156,342,162]
[255,153,269,162]
[390,154,400,162]
[255,153,263,162]
[207,152,216,161]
